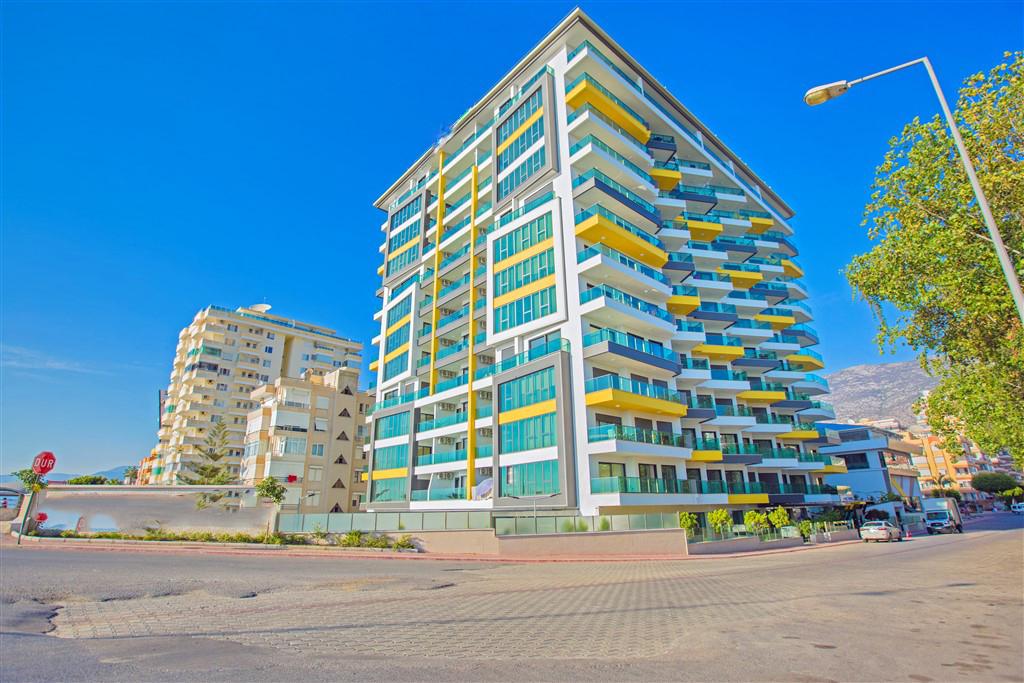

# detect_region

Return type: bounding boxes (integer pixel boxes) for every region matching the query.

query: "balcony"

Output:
[717,262,764,289]
[692,333,744,361]
[565,72,651,143]
[588,424,692,458]
[786,348,826,371]
[410,487,466,502]
[580,284,675,335]
[667,284,700,315]
[577,243,671,296]
[650,159,682,191]
[570,134,654,190]
[690,437,723,462]
[585,374,688,417]
[582,327,680,374]
[574,204,666,268]
[678,213,724,242]
[591,477,727,496]
[474,338,569,380]
[753,307,798,330]
[737,380,787,404]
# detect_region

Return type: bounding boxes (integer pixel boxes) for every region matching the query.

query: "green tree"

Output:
[178,422,235,508]
[124,466,138,483]
[10,469,46,493]
[707,509,732,536]
[845,52,1023,470]
[767,505,792,529]
[67,475,107,485]
[255,476,287,505]
[677,511,699,536]
[930,487,962,502]
[743,510,769,534]
[998,486,1023,504]
[971,472,1019,494]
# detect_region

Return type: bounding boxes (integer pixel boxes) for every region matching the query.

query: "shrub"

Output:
[812,508,845,523]
[392,534,415,550]
[767,506,791,529]
[310,522,328,542]
[67,475,107,485]
[931,488,962,501]
[864,509,890,521]
[743,510,769,534]
[575,519,589,532]
[598,517,612,532]
[254,476,287,505]
[561,519,576,533]
[797,520,813,540]
[678,511,699,535]
[340,530,363,547]
[365,534,391,549]
[707,509,732,535]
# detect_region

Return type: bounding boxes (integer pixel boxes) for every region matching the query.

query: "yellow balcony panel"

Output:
[747,216,775,234]
[493,274,556,308]
[369,359,379,372]
[736,390,787,404]
[716,268,764,289]
[813,463,848,475]
[692,343,745,361]
[566,80,651,143]
[575,214,667,268]
[728,493,770,505]
[786,353,825,371]
[371,467,408,481]
[690,449,723,462]
[666,294,700,315]
[754,313,797,330]
[650,167,682,191]
[778,429,820,440]
[498,399,556,425]
[377,264,385,276]
[360,472,368,482]
[680,218,723,242]
[782,259,804,278]
[585,388,687,417]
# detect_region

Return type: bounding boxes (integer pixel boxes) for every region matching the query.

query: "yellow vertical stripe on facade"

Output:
[427,152,447,394]
[494,106,544,156]
[465,165,479,500]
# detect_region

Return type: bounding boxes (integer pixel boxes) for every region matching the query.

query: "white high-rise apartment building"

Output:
[148,304,362,485]
[364,10,845,524]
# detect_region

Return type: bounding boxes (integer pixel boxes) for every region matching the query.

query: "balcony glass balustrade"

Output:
[564,72,650,129]
[575,204,663,248]
[577,243,669,284]
[678,355,710,370]
[580,284,673,323]
[588,424,689,447]
[698,302,737,314]
[574,169,658,214]
[676,320,705,333]
[566,103,649,152]
[418,412,468,431]
[570,135,653,184]
[474,338,569,379]
[585,374,685,404]
[710,369,748,381]
[582,328,677,362]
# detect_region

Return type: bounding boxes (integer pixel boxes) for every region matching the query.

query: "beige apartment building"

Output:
[148,304,362,485]
[242,368,371,513]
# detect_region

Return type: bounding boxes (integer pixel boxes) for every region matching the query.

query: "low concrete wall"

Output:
[400,529,502,555]
[815,528,860,543]
[498,528,689,557]
[687,535,804,555]
[27,486,275,536]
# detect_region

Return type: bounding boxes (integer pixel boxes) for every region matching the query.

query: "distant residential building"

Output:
[819,424,923,506]
[149,304,362,485]
[241,368,370,513]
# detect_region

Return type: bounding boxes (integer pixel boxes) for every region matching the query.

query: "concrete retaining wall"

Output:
[498,528,689,557]
[687,535,804,555]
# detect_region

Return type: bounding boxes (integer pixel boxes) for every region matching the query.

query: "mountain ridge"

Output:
[826,360,938,428]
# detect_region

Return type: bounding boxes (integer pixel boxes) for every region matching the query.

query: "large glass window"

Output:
[388,219,421,252]
[497,117,544,172]
[500,459,559,497]
[492,212,553,262]
[384,325,410,354]
[499,366,556,412]
[383,352,408,380]
[493,286,557,333]
[370,478,407,502]
[496,90,543,144]
[386,245,419,276]
[493,249,555,298]
[386,296,413,326]
[841,452,870,470]
[372,444,408,470]
[499,412,557,454]
[390,196,422,229]
[497,147,546,200]
[375,411,410,440]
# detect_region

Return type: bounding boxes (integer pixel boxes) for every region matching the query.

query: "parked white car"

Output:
[860,520,903,542]
[1011,502,1024,515]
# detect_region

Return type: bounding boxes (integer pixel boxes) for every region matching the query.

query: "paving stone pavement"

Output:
[4,515,1022,681]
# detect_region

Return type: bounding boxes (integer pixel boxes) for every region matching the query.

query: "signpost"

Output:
[18,452,56,545]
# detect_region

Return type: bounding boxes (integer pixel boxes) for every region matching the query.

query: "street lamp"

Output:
[804,57,1024,325]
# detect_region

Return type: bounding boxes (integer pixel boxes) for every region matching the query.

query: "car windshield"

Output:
[926,512,947,520]
[863,522,884,527]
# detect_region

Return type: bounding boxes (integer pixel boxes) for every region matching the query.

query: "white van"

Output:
[1011,502,1024,515]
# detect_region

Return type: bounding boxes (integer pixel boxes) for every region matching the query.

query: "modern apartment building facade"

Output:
[149,304,362,485]
[241,368,370,513]
[364,10,844,521]
[820,424,923,505]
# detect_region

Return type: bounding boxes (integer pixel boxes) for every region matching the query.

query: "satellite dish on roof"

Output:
[250,303,271,313]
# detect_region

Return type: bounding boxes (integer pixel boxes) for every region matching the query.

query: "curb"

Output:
[7,531,863,563]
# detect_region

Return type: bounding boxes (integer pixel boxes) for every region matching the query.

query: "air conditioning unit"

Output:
[479,356,495,365]
[479,391,493,401]
[480,428,493,438]
[439,402,458,412]
[439,370,457,379]
[437,472,455,481]
[439,437,456,445]
[439,339,457,348]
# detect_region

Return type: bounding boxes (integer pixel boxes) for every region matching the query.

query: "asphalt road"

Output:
[1,513,1021,682]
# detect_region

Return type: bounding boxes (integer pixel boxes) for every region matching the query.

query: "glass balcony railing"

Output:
[703,333,743,346]
[754,413,796,425]
[748,381,786,392]
[649,132,675,146]
[434,374,469,394]
[802,400,835,412]
[687,241,725,253]
[437,275,470,300]
[714,235,756,247]
[755,447,799,459]
[720,262,762,273]
[588,424,688,447]
[678,158,711,170]
[747,256,784,267]
[567,104,649,152]
[437,306,470,330]
[418,412,468,431]
[676,320,705,333]
[755,282,790,294]
[438,244,471,272]
[577,243,669,285]
[692,271,731,282]
[743,349,778,360]
[417,450,469,466]
[580,284,674,323]
[697,302,737,315]
[739,209,772,219]
[667,252,694,264]
[714,403,753,416]
[726,481,764,495]
[585,374,685,404]
[792,347,825,362]
[678,355,710,370]
[694,438,721,450]
[475,404,493,418]
[570,135,653,184]
[688,395,716,409]
[659,184,716,201]
[411,487,466,502]
[575,204,663,249]
[671,284,699,297]
[709,184,745,197]
[435,339,469,361]
[710,369,748,381]
[582,328,677,362]
[722,442,762,455]
[783,389,813,401]
[730,319,774,330]
[565,72,649,129]
[591,477,725,495]
[475,338,569,379]
[780,298,813,315]
[800,373,829,388]
[369,387,429,414]
[573,169,658,215]
[769,334,801,345]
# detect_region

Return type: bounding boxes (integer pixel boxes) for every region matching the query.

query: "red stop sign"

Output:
[35,512,48,523]
[32,451,56,475]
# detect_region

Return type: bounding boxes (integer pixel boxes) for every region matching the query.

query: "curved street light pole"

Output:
[805,57,1024,326]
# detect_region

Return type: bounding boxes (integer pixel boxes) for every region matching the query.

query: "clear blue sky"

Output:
[3,1,1021,473]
